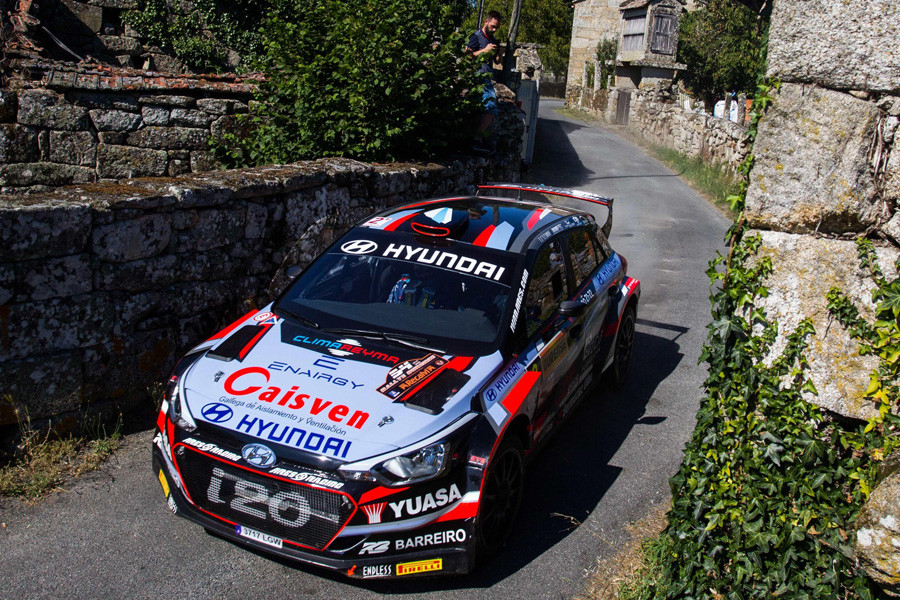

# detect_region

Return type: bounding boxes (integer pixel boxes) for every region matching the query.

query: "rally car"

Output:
[152,184,640,579]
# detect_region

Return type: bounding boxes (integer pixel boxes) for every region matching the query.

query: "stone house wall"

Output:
[1,59,258,193]
[737,0,900,593]
[0,113,522,442]
[565,0,622,93]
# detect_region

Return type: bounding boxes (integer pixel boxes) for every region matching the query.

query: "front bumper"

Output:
[151,426,482,579]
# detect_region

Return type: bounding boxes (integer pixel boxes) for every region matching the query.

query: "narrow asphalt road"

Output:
[0,99,730,600]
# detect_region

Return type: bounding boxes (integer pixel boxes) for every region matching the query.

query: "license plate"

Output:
[236,525,283,549]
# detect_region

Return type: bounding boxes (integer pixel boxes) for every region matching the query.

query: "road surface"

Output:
[0,98,730,600]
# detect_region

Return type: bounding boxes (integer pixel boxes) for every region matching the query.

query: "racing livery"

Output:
[152,184,640,578]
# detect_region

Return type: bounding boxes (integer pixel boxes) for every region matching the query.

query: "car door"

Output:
[559,227,609,400]
[519,235,576,441]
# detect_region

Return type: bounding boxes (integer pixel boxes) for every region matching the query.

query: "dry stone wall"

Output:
[619,87,748,170]
[569,85,749,171]
[1,59,258,193]
[0,134,521,441]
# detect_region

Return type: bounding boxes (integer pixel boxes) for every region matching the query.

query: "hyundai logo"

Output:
[340,240,378,255]
[201,403,233,423]
[242,443,277,468]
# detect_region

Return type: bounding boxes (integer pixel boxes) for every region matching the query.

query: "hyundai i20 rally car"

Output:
[152,184,640,579]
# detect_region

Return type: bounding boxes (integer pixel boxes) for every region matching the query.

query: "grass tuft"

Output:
[644,145,740,216]
[553,106,740,217]
[577,505,669,600]
[0,397,122,500]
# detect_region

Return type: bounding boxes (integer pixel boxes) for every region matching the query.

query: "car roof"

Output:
[356,196,596,255]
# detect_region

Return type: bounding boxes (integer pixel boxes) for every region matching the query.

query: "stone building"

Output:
[613,0,686,90]
[566,0,622,93]
[0,0,258,192]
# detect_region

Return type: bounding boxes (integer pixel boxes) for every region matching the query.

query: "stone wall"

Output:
[1,59,258,193]
[0,116,522,444]
[740,0,900,593]
[568,84,749,172]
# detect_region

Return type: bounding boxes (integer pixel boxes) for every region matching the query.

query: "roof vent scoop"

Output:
[409,207,469,238]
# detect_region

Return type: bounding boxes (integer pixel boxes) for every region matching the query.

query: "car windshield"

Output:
[275,239,515,354]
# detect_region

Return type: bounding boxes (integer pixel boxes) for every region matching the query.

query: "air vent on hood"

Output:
[207,325,268,362]
[402,369,470,415]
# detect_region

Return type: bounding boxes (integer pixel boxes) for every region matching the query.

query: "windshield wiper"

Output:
[274,307,319,329]
[321,328,444,354]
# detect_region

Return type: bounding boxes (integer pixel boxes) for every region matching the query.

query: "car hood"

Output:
[180,310,502,463]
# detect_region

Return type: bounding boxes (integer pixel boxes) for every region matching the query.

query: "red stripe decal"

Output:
[446,356,475,372]
[237,323,272,361]
[359,485,408,505]
[435,502,478,522]
[156,408,166,434]
[384,212,419,231]
[473,224,496,247]
[206,309,257,341]
[525,209,542,230]
[501,370,540,414]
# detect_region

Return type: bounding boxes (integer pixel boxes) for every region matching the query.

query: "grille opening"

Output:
[176,445,355,550]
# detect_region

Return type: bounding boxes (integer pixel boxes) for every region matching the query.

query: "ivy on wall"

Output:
[630,82,897,599]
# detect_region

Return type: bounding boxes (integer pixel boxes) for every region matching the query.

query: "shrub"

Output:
[218,0,483,165]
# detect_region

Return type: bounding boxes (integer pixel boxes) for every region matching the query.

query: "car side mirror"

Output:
[558,300,586,317]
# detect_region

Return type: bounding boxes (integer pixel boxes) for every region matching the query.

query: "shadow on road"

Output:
[525,107,685,189]
[213,323,687,593]
[342,325,684,594]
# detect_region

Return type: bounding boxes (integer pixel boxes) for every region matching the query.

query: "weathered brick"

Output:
[0,352,83,419]
[0,263,13,304]
[21,254,93,301]
[49,130,97,166]
[95,255,178,291]
[0,162,95,187]
[92,213,172,262]
[97,144,168,178]
[190,150,220,172]
[100,35,143,56]
[141,106,170,126]
[136,94,194,107]
[0,200,92,261]
[0,124,40,163]
[170,108,213,127]
[172,208,243,252]
[126,126,208,150]
[17,90,89,131]
[89,109,142,131]
[68,92,139,112]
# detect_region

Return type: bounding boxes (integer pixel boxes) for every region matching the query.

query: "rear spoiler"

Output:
[476,183,614,238]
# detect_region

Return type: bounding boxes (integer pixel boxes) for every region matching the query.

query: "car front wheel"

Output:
[474,436,525,558]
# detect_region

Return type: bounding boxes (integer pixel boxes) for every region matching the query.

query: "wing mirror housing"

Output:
[558,300,587,317]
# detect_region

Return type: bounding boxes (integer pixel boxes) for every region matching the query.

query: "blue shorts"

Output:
[482,81,498,115]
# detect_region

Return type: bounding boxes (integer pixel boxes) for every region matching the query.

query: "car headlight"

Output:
[166,376,197,433]
[338,413,478,487]
[376,440,450,485]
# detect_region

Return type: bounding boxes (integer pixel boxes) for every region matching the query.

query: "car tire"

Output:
[609,304,636,387]
[474,436,525,559]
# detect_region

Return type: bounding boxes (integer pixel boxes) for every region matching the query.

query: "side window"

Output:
[523,239,568,338]
[566,229,599,288]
